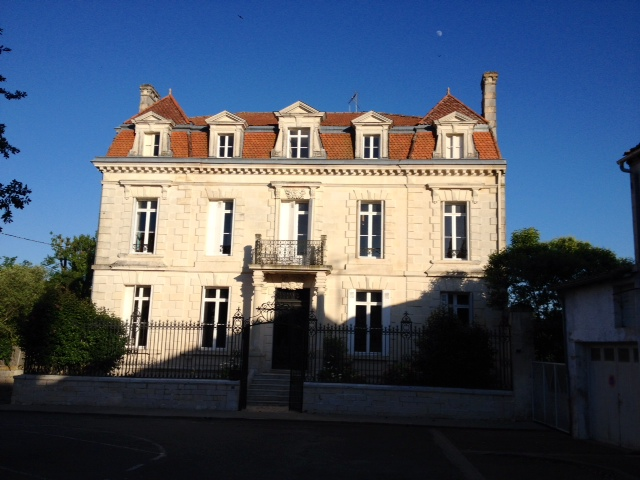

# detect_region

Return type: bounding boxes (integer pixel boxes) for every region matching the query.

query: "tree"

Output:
[484,227,632,360]
[412,307,495,388]
[43,233,96,299]
[0,257,47,365]
[0,28,30,231]
[20,287,128,376]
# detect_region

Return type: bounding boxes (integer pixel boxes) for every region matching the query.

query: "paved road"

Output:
[1,410,639,480]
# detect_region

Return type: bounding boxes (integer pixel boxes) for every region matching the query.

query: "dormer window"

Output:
[130,112,174,157]
[218,134,234,158]
[434,112,478,159]
[289,129,310,158]
[272,101,326,159]
[352,111,392,159]
[143,133,160,157]
[206,111,247,159]
[446,134,463,159]
[363,135,380,159]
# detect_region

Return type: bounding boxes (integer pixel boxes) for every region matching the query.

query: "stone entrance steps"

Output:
[247,370,290,408]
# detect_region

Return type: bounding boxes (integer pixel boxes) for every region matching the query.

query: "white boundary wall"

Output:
[13,375,517,420]
[303,383,515,420]
[12,375,239,411]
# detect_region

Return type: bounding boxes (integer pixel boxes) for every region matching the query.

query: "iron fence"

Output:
[306,322,512,390]
[24,318,244,379]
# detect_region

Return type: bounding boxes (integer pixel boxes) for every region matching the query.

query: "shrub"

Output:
[317,335,362,383]
[413,307,494,389]
[20,287,127,375]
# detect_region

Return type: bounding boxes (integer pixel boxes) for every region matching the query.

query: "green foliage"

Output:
[43,233,96,298]
[484,227,631,361]
[318,335,363,383]
[20,287,127,375]
[484,227,631,318]
[0,28,30,230]
[0,258,47,364]
[412,307,494,389]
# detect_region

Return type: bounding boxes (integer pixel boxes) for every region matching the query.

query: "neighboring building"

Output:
[91,73,506,374]
[561,143,640,449]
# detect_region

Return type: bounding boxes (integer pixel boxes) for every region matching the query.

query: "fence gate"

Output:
[237,299,315,412]
[532,362,570,432]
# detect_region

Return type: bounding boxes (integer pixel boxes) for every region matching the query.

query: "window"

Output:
[359,202,383,258]
[354,291,383,353]
[444,203,467,259]
[441,292,472,324]
[133,199,158,253]
[363,135,380,159]
[347,289,391,354]
[289,129,310,158]
[201,288,229,349]
[130,286,151,347]
[143,133,160,157]
[445,134,463,159]
[218,134,234,158]
[280,201,310,257]
[207,201,234,255]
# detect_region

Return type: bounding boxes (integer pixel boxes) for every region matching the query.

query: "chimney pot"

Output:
[139,84,160,112]
[481,72,499,140]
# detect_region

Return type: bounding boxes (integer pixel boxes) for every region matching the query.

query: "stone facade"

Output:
[91,73,506,375]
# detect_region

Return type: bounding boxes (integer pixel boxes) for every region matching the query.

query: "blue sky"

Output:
[1,0,639,264]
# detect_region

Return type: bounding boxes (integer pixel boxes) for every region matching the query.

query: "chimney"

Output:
[139,84,160,112]
[481,72,499,139]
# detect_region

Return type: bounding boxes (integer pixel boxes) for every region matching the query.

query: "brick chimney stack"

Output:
[481,72,499,140]
[139,84,160,112]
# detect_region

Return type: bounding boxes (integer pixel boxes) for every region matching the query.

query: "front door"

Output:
[272,288,310,370]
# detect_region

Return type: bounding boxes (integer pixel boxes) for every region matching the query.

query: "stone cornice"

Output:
[93,158,505,177]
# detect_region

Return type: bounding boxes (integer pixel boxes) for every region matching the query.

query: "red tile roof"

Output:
[243,132,276,158]
[389,134,413,160]
[107,92,502,160]
[473,131,501,159]
[409,131,436,159]
[128,94,190,125]
[106,130,134,157]
[171,131,189,157]
[321,133,354,159]
[191,132,208,158]
[420,93,487,125]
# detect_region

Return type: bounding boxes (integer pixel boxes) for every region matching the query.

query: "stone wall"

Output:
[12,375,239,411]
[303,383,516,420]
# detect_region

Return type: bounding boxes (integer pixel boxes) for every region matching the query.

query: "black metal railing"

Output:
[24,318,244,380]
[254,234,326,266]
[306,321,512,390]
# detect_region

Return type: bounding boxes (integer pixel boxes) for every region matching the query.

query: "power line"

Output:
[0,232,50,245]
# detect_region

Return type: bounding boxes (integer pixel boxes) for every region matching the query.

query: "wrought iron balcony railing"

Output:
[254,234,327,267]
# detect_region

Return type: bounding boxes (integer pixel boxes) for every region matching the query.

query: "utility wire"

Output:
[0,232,50,245]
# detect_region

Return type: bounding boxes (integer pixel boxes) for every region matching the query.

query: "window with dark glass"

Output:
[354,291,383,353]
[359,202,382,258]
[201,288,229,349]
[444,203,467,259]
[289,129,310,158]
[131,286,151,347]
[134,199,158,253]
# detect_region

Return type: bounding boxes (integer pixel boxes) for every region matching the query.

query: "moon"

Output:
[436,30,443,37]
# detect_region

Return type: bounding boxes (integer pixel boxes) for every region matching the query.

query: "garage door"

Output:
[588,344,640,449]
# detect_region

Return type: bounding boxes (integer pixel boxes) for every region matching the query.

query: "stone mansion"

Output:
[91,72,506,372]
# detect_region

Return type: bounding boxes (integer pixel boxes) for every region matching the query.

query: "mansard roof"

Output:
[107,90,501,160]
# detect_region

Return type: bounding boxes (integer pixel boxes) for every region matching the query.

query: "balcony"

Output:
[251,234,330,271]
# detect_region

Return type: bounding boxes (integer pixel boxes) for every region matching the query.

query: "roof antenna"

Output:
[447,87,451,95]
[348,92,359,113]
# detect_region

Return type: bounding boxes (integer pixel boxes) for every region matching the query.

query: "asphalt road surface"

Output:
[1,411,639,480]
